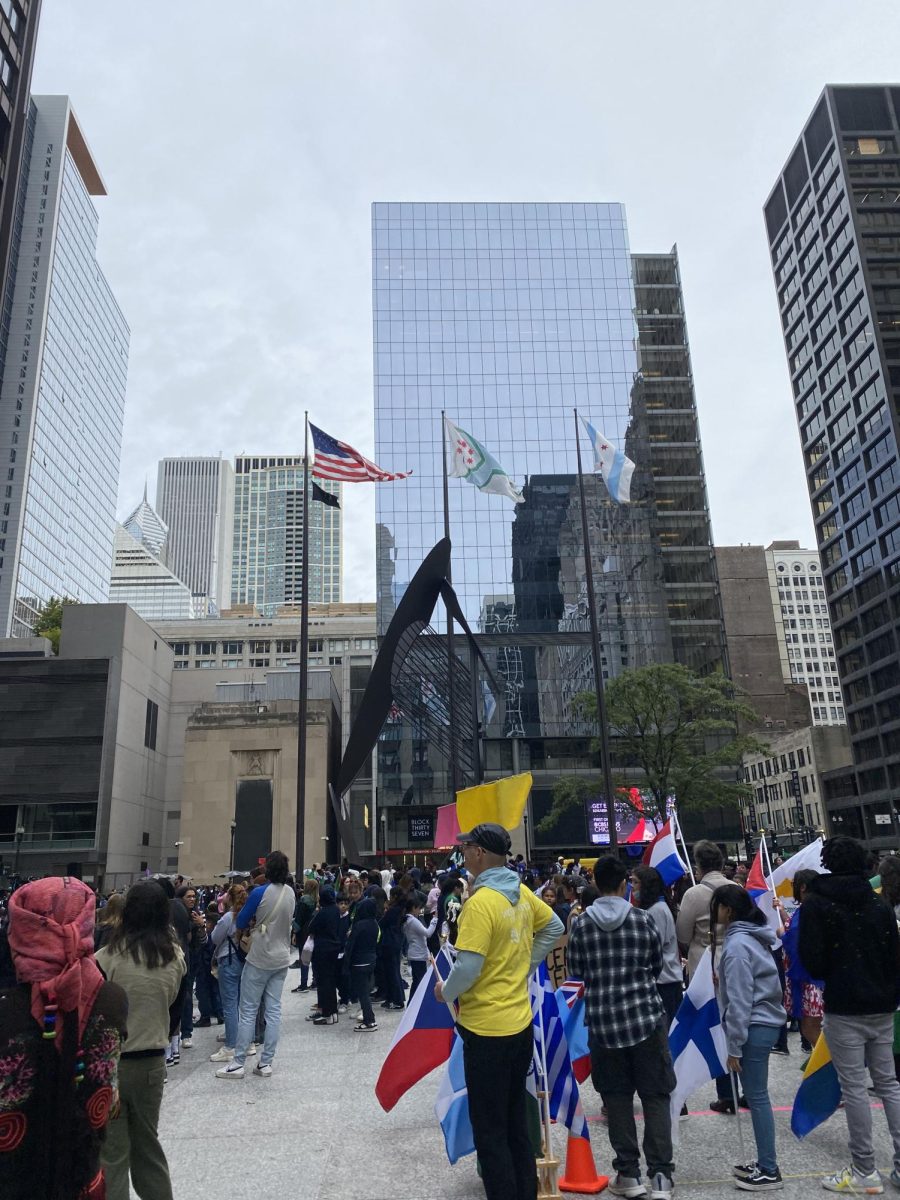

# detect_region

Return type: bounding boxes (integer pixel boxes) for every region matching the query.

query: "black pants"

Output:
[353,964,375,1024]
[407,959,427,1006]
[460,1023,537,1200]
[657,981,683,1030]
[589,1023,676,1180]
[314,949,340,1017]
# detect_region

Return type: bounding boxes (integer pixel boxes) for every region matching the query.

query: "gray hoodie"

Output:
[584,894,632,931]
[717,919,786,1058]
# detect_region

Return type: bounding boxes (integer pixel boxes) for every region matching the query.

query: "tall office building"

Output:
[0,1,43,389]
[765,85,900,845]
[122,485,168,559]
[156,457,234,615]
[231,456,341,614]
[373,202,728,854]
[0,96,129,637]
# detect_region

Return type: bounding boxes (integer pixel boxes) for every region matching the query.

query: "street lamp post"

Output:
[13,824,25,877]
[380,809,388,862]
[229,821,236,872]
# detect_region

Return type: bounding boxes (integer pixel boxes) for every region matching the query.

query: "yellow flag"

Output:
[456,772,533,832]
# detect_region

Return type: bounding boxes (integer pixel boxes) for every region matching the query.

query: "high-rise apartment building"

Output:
[231,456,341,613]
[373,202,729,855]
[0,96,129,637]
[0,1,42,390]
[765,85,900,845]
[156,457,234,615]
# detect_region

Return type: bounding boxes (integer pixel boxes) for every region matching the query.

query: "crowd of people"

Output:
[2,832,900,1199]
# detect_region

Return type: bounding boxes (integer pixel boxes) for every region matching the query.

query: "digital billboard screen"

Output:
[586,789,676,846]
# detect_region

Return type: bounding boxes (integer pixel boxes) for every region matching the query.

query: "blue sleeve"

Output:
[236,885,267,930]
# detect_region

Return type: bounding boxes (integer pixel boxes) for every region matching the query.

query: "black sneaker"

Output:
[195,1017,212,1028]
[734,1162,759,1180]
[710,1098,736,1114]
[735,1167,783,1191]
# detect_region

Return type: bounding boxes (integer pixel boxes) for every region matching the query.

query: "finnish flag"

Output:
[668,948,727,1129]
[585,420,635,504]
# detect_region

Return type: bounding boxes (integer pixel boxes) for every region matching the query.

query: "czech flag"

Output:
[642,819,688,887]
[375,949,456,1111]
[791,1033,841,1137]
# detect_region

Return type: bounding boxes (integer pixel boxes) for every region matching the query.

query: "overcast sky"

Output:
[29,2,900,600]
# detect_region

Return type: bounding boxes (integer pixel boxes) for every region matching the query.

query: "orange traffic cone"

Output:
[559,1135,609,1194]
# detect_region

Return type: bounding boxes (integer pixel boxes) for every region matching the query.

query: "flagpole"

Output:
[441,411,460,800]
[674,810,696,886]
[573,408,618,855]
[296,412,310,876]
[760,830,774,885]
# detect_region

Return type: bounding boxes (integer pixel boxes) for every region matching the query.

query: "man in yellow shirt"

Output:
[435,823,564,1200]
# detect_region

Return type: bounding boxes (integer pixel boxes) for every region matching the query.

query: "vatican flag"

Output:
[456,772,533,832]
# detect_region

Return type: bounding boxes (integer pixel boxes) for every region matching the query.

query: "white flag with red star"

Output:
[444,417,524,504]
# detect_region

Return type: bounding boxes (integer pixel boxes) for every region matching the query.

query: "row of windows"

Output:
[169,637,375,656]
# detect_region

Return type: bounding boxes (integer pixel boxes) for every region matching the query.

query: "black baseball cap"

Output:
[456,823,512,856]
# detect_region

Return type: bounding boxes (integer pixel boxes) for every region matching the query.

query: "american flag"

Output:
[310,422,411,483]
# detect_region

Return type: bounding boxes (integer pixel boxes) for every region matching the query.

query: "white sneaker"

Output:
[337,1003,348,1014]
[822,1167,883,1194]
[209,1047,235,1062]
[355,1012,365,1022]
[246,1043,258,1057]
[215,1063,244,1080]
[180,1036,193,1048]
[216,1032,227,1042]
[253,1064,273,1078]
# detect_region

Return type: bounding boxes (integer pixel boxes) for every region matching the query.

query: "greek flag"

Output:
[668,948,727,1127]
[584,419,634,504]
[530,963,590,1141]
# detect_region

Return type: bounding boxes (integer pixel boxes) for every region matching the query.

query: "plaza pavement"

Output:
[159,985,899,1200]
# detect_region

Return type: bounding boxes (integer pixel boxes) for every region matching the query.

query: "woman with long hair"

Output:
[93,893,125,952]
[632,865,682,1029]
[96,882,186,1200]
[709,883,787,1192]
[209,884,247,1061]
[2,878,127,1200]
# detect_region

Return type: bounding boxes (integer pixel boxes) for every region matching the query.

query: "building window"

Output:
[250,640,269,653]
[144,699,158,751]
[195,659,216,669]
[173,641,190,656]
[141,831,149,846]
[222,641,244,654]
[276,639,297,653]
[195,641,216,655]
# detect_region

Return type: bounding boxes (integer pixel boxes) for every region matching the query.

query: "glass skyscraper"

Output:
[231,456,341,612]
[765,85,900,847]
[0,96,129,637]
[373,202,728,853]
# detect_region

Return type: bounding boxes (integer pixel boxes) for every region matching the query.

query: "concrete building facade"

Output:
[0,96,129,637]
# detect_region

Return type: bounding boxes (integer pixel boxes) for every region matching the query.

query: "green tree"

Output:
[537,663,766,834]
[32,595,77,655]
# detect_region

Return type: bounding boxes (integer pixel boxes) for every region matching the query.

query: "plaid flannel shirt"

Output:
[567,906,665,1049]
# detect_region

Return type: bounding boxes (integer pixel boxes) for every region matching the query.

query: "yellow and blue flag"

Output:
[791,1033,842,1138]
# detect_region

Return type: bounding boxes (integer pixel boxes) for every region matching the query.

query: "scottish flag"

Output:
[585,420,635,504]
[668,948,727,1127]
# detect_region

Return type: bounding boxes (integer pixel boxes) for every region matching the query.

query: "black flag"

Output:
[312,480,340,509]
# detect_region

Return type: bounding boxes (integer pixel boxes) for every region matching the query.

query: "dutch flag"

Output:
[642,817,689,887]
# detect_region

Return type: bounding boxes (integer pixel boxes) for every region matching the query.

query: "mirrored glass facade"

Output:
[0,96,129,637]
[373,202,727,852]
[765,86,900,845]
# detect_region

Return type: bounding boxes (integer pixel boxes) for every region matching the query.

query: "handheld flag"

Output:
[668,948,727,1127]
[755,838,825,932]
[584,420,634,504]
[444,416,524,504]
[642,818,688,887]
[455,772,533,833]
[557,978,591,1084]
[530,963,590,1141]
[434,1035,475,1164]
[310,422,411,483]
[791,1033,841,1138]
[746,843,771,902]
[311,480,340,508]
[375,948,455,1111]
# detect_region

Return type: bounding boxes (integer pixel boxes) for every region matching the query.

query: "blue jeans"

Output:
[233,963,288,1068]
[217,954,243,1049]
[739,1024,779,1174]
